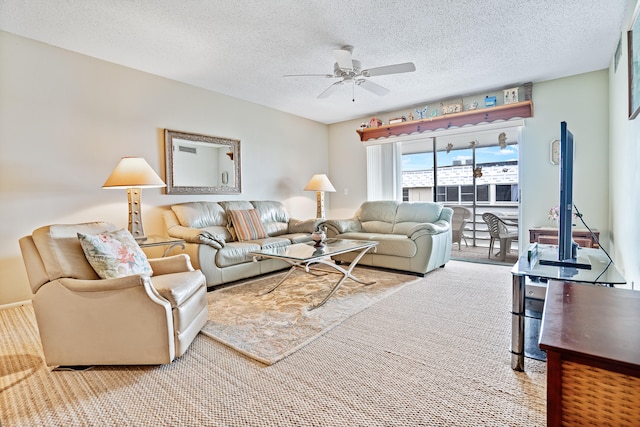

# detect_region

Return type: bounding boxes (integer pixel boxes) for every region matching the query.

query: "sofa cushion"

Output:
[357,201,399,233]
[280,233,313,244]
[32,222,118,281]
[392,203,443,234]
[77,229,153,279]
[249,237,291,250]
[216,242,262,267]
[251,201,290,236]
[228,209,269,241]
[336,232,417,258]
[172,202,227,228]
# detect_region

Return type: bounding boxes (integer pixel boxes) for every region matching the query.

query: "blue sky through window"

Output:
[402,145,519,171]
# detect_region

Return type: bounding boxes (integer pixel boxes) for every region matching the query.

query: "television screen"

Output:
[558,121,574,261]
[539,121,591,269]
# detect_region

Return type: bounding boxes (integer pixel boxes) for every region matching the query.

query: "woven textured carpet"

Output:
[201,266,420,364]
[0,261,546,426]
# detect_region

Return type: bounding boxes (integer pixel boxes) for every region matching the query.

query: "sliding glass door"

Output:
[401,126,520,258]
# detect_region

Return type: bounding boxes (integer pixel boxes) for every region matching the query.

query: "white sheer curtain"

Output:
[366,142,402,201]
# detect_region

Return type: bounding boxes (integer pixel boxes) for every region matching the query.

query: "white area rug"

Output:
[201,266,420,365]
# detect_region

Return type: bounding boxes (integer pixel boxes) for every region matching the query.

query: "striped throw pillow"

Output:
[228,209,268,241]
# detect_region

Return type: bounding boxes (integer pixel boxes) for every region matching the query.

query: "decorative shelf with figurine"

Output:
[356,100,534,142]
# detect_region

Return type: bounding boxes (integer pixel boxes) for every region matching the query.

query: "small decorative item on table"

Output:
[503,87,519,104]
[311,225,327,248]
[484,96,497,107]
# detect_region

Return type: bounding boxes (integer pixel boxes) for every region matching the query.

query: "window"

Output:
[496,184,518,202]
[476,185,489,202]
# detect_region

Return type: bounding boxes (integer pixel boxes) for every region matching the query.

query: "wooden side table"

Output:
[138,236,186,257]
[529,227,599,248]
[539,281,640,426]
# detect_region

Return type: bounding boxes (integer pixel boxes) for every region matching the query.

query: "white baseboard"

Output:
[0,299,33,310]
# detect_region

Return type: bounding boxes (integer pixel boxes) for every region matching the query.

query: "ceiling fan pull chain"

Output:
[352,80,355,102]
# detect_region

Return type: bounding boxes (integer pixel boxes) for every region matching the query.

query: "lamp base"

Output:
[127,187,146,240]
[316,191,325,219]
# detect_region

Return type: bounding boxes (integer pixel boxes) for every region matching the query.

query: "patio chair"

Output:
[482,212,518,261]
[451,206,472,250]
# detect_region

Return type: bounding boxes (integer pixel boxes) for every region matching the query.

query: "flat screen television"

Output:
[539,121,591,269]
[558,121,575,262]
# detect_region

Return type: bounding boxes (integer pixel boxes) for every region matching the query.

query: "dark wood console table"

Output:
[539,281,640,426]
[529,227,599,248]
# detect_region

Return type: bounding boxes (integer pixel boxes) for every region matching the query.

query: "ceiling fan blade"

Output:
[317,81,343,98]
[283,73,335,78]
[357,79,390,96]
[362,62,416,77]
[333,46,354,70]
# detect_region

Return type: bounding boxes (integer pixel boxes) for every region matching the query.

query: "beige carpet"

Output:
[202,266,420,365]
[0,260,547,426]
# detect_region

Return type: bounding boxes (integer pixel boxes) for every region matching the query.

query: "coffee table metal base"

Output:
[260,245,376,310]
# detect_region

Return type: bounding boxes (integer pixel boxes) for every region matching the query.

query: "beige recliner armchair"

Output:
[19,222,208,367]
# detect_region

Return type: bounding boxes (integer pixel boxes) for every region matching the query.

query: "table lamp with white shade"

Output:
[102,157,166,241]
[304,174,336,219]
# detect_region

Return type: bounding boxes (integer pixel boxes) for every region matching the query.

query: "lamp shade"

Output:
[304,174,336,192]
[102,157,166,189]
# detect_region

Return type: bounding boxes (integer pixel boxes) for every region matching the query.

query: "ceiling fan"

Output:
[284,45,416,100]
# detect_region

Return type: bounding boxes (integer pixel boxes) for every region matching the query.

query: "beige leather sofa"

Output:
[19,222,208,366]
[323,201,453,275]
[163,200,321,286]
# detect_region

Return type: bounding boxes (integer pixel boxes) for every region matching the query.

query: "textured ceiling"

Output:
[0,0,632,124]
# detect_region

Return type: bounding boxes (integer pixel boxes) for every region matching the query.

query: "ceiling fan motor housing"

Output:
[334,59,361,79]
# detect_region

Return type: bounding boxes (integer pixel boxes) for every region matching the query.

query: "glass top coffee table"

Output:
[250,238,378,310]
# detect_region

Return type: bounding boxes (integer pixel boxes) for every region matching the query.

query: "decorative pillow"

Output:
[77,229,153,279]
[227,209,268,241]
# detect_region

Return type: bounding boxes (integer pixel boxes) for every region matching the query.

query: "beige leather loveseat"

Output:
[323,201,453,275]
[163,200,321,286]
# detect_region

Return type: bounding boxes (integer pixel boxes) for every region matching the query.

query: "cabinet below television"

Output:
[529,227,599,248]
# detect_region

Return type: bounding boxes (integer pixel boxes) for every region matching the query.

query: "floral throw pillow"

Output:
[227,209,268,241]
[78,229,153,279]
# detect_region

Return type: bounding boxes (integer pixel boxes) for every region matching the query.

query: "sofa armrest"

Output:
[288,218,322,234]
[166,223,225,249]
[406,220,451,240]
[149,254,195,275]
[58,275,145,292]
[323,219,362,236]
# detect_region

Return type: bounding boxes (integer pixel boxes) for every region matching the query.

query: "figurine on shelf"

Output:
[408,112,414,121]
[485,96,497,107]
[369,117,382,128]
[415,106,428,119]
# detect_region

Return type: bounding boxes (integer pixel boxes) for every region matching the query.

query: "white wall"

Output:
[609,0,640,290]
[0,31,329,305]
